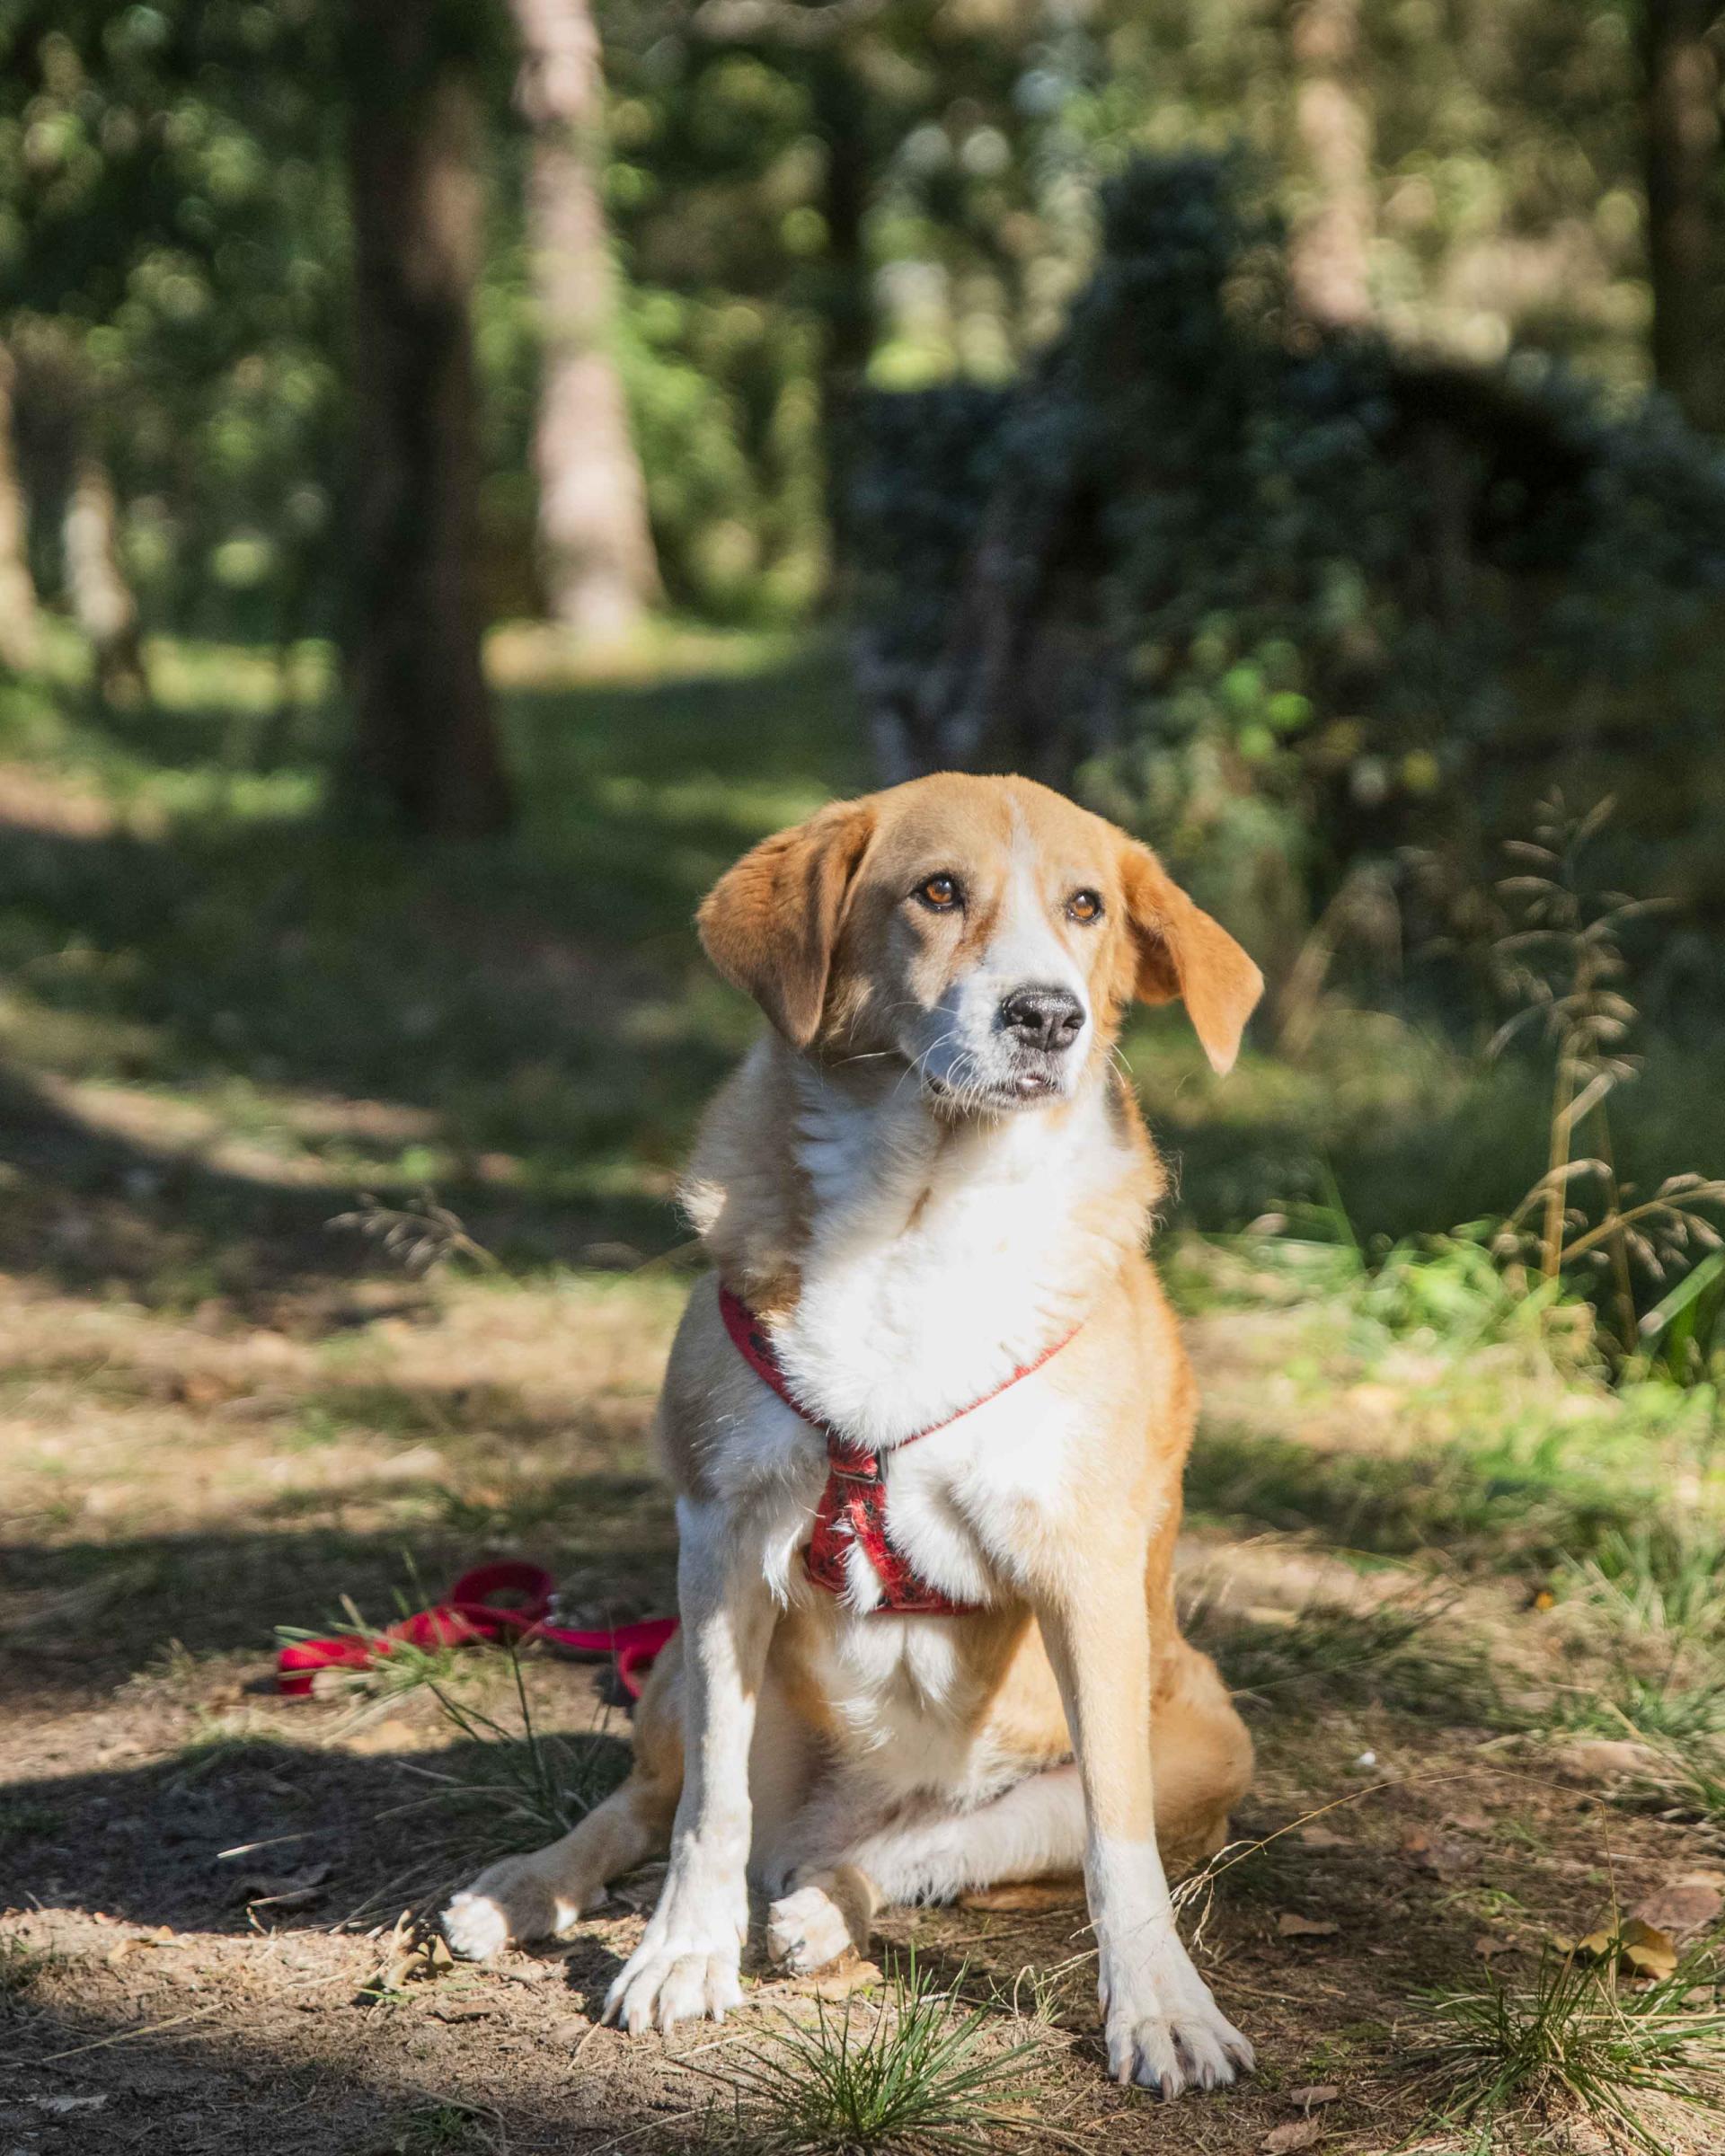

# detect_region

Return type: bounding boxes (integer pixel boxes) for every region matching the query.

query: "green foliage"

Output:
[854,155,1725,961]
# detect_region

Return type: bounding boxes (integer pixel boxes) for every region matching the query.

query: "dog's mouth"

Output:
[924,1065,1066,1113]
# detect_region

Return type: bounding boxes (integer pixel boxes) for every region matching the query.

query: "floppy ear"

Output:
[1119,842,1263,1075]
[696,800,876,1047]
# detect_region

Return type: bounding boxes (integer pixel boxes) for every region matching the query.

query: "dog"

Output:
[443,772,1264,2096]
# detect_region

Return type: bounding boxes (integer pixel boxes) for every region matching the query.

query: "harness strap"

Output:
[719,1286,1080,1616]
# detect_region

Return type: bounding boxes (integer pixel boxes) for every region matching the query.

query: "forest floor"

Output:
[2,630,1723,2156]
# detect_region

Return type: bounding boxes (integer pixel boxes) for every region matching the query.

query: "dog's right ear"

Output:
[697,800,876,1047]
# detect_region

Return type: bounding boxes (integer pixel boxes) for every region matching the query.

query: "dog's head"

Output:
[697,773,1261,1113]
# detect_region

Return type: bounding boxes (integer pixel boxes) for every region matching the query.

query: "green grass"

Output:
[1418,1940,1725,2155]
[394,1655,631,1856]
[718,1953,1038,2155]
[1562,1525,1725,1646]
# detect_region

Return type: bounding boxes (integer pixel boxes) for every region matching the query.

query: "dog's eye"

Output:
[1066,889,1103,924]
[916,873,961,912]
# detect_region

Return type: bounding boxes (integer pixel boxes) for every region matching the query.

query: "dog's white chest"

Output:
[774,1073,1118,1451]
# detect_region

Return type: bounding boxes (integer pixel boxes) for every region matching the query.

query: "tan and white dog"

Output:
[443,773,1264,2097]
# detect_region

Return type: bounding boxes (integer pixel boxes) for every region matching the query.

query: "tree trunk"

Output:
[1286,0,1376,328]
[510,0,660,636]
[63,454,147,706]
[809,52,874,578]
[1642,0,1721,427]
[344,4,510,837]
[0,347,40,675]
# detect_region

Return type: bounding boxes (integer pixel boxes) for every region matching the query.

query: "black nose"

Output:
[998,985,1085,1054]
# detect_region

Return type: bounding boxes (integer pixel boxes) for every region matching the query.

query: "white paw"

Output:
[766,1885,857,1975]
[441,1853,589,1959]
[604,1886,748,2034]
[1100,1931,1254,2097]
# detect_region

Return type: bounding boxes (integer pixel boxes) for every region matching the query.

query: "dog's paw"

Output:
[765,1884,858,1975]
[441,1854,587,1960]
[605,1936,743,2033]
[1100,1933,1253,2098]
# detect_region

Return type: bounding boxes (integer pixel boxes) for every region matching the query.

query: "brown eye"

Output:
[916,873,961,912]
[1066,889,1103,924]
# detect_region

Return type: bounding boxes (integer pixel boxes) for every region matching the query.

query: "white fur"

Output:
[603,1497,773,2033]
[774,1062,1127,1450]
[1088,1834,1253,2091]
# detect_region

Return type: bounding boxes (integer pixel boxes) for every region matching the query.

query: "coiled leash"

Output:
[275,1560,677,1701]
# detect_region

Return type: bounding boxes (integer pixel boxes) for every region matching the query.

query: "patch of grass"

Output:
[1186,1419,1651,1569]
[1554,1670,1725,1748]
[1189,1587,1499,1723]
[1563,1524,1725,1647]
[1418,1937,1725,2155]
[396,1656,630,1855]
[0,1931,51,2015]
[374,2100,500,2156]
[720,1953,1038,2155]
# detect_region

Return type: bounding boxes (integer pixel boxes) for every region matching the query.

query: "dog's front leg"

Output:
[605,1497,775,2034]
[1036,1582,1252,2097]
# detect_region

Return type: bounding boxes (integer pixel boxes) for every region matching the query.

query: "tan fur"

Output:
[445,774,1263,2093]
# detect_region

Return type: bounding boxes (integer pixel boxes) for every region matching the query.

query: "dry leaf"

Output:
[1285,2083,1340,2107]
[1277,1913,1340,1939]
[1621,1921,1679,1979]
[1296,1825,1348,1851]
[1574,1920,1679,1978]
[1555,1737,1663,1782]
[1632,1880,1723,1941]
[1262,2118,1323,2152]
[959,1880,1082,1913]
[809,1959,883,2001]
[367,1911,456,1993]
[1400,1827,1467,1879]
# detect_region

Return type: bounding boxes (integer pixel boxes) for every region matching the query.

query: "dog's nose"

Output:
[999,985,1085,1054]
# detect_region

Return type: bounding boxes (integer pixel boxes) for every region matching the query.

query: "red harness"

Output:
[719,1286,1079,1617]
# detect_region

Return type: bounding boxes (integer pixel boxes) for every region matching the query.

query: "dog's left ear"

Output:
[1119,842,1263,1075]
[697,799,876,1047]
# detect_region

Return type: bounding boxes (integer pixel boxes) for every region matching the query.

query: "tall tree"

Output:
[63,452,146,705]
[1286,0,1376,327]
[511,0,660,636]
[344,1,511,835]
[1641,0,1722,427]
[0,347,40,675]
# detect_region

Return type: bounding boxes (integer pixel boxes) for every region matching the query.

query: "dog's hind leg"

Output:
[764,1651,1252,1976]
[443,1650,686,1960]
[765,1763,1085,1975]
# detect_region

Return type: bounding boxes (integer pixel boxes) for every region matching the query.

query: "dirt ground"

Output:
[4,1254,1721,2156]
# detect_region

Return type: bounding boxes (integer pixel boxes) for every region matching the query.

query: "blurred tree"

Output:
[63,450,146,704]
[511,0,660,635]
[0,345,39,672]
[1285,0,1375,325]
[1641,0,1722,427]
[343,0,510,835]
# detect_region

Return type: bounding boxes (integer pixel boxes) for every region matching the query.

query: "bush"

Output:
[851,155,1725,973]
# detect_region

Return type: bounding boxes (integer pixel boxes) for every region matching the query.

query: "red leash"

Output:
[275,1560,677,1701]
